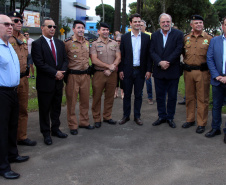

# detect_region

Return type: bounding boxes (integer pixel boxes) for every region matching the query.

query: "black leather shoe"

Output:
[224,134,226,144]
[167,119,176,128]
[95,122,101,128]
[79,125,95,129]
[51,130,68,138]
[205,129,221,138]
[0,171,20,179]
[17,138,37,146]
[8,155,29,163]
[196,126,205,134]
[182,121,195,128]
[134,118,143,126]
[152,118,166,126]
[44,136,52,145]
[103,119,117,125]
[178,100,186,105]
[70,129,78,135]
[118,117,130,125]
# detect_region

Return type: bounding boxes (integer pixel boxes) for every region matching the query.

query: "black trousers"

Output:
[37,87,63,137]
[0,89,19,174]
[123,69,145,118]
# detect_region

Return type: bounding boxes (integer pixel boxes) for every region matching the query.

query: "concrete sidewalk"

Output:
[1,85,226,185]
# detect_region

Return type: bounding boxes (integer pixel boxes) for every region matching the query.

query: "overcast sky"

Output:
[86,0,216,17]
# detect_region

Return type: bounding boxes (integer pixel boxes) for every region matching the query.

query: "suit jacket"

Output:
[150,28,184,79]
[118,32,152,78]
[207,35,224,86]
[31,36,68,92]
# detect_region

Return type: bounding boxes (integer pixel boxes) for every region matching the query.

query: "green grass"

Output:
[28,66,93,112]
[178,75,226,113]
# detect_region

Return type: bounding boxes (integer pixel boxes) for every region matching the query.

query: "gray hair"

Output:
[115,33,122,39]
[141,20,147,27]
[158,13,172,23]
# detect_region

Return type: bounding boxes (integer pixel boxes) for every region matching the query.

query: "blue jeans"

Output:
[211,85,226,132]
[154,78,179,120]
[123,69,145,119]
[146,78,153,99]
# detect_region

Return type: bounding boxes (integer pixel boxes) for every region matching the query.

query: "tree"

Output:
[214,0,226,22]
[114,0,121,32]
[62,16,74,38]
[95,4,115,32]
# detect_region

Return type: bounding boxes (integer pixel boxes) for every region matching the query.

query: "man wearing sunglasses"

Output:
[31,17,68,145]
[7,11,37,147]
[0,14,29,180]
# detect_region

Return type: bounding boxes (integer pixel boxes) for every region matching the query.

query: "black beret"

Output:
[73,20,85,27]
[7,11,23,19]
[191,15,203,21]
[99,22,109,29]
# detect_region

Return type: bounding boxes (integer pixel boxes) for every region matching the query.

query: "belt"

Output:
[0,86,18,91]
[183,63,208,71]
[95,69,104,72]
[68,69,89,75]
[133,66,140,69]
[20,72,27,78]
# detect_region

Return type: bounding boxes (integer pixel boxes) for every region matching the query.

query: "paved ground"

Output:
[1,82,226,185]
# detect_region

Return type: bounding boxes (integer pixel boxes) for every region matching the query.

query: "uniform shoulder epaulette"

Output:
[90,38,97,43]
[64,37,72,42]
[184,32,190,37]
[207,32,214,37]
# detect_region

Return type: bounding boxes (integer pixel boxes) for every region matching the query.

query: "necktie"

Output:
[50,39,56,64]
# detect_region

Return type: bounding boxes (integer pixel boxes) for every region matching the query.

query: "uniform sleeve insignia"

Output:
[23,39,27,43]
[86,43,89,48]
[186,40,190,45]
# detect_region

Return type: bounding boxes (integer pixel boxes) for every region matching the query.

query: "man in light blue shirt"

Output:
[206,17,226,142]
[0,14,29,180]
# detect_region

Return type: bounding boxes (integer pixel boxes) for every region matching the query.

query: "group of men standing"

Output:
[1,10,226,180]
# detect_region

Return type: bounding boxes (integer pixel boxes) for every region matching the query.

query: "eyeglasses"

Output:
[43,25,57,29]
[12,19,24,24]
[116,40,121,42]
[0,22,14,27]
[24,34,29,36]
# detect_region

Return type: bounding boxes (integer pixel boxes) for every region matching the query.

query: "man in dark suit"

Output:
[32,17,68,145]
[205,17,226,141]
[150,13,183,128]
[118,13,152,126]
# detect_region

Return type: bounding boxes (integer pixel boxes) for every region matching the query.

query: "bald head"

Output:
[0,14,13,43]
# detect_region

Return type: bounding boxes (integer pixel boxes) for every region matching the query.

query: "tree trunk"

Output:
[121,0,126,33]
[50,0,60,38]
[114,0,121,32]
[137,0,141,14]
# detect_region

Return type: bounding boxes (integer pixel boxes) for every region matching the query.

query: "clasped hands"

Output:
[104,63,116,76]
[216,76,226,84]
[159,61,170,70]
[55,71,65,80]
